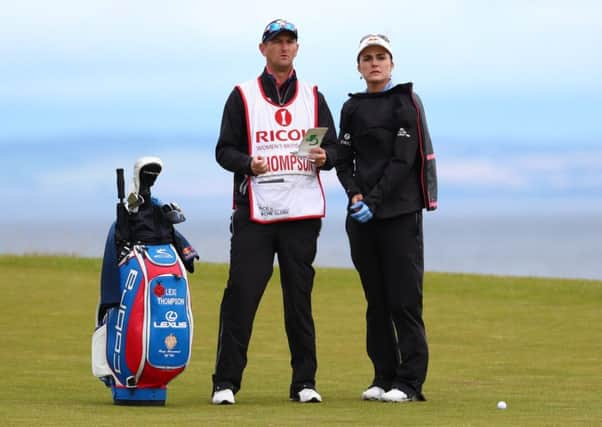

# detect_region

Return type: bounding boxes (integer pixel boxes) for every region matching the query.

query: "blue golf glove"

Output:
[349,201,373,223]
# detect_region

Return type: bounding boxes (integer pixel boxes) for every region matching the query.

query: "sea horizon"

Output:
[2,212,600,281]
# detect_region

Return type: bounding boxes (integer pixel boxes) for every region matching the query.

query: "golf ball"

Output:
[497,401,507,409]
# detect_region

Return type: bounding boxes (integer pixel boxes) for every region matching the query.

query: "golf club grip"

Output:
[116,168,125,201]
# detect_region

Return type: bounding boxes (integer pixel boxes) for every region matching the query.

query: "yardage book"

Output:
[291,127,328,157]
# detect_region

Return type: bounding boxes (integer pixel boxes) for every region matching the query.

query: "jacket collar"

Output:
[260,67,298,104]
[350,82,413,98]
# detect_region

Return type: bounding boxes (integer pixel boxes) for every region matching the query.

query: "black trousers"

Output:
[213,206,321,397]
[346,211,428,398]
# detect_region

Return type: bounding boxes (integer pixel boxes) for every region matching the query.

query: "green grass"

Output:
[0,255,601,426]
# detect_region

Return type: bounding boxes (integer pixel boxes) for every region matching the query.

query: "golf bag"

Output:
[92,157,198,405]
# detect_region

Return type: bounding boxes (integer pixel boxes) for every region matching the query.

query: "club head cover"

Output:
[129,156,163,200]
[161,202,186,224]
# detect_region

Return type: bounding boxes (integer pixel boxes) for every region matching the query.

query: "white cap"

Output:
[357,34,393,61]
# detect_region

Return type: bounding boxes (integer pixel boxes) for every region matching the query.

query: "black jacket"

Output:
[336,83,438,218]
[215,68,338,208]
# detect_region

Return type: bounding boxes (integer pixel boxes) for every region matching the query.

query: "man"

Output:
[211,18,337,405]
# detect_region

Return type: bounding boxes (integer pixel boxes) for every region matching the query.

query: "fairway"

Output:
[1,255,600,426]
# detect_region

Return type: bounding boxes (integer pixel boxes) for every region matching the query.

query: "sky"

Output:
[1,0,602,227]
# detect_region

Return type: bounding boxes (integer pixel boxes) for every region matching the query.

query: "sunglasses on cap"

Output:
[359,34,390,43]
[262,19,298,42]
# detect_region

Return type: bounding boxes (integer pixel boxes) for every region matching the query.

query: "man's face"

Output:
[259,33,298,72]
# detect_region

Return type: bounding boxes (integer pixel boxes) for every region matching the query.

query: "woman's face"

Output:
[357,45,393,87]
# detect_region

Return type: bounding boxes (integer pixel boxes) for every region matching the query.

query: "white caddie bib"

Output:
[237,78,326,223]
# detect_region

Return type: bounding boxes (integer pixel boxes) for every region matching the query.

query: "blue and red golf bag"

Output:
[92,157,198,405]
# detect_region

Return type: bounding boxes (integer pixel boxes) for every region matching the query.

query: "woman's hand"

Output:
[351,194,364,204]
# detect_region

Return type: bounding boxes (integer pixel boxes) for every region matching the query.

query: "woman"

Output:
[335,34,438,402]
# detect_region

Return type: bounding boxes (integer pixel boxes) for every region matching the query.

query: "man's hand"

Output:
[251,156,268,175]
[308,147,327,168]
